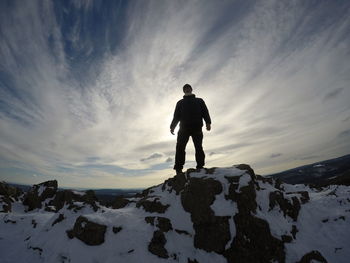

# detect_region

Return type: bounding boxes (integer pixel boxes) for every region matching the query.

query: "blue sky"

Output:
[0,0,349,188]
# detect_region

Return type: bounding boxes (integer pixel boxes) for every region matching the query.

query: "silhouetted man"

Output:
[170,84,211,174]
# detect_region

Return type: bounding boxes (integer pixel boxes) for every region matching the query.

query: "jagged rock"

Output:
[162,173,187,194]
[4,219,16,224]
[297,250,328,263]
[66,216,106,246]
[175,229,191,236]
[0,195,12,213]
[269,191,301,221]
[52,213,65,226]
[181,176,231,253]
[136,198,169,213]
[291,225,298,239]
[145,216,173,232]
[23,180,58,211]
[0,181,23,212]
[112,226,122,234]
[225,171,285,263]
[48,189,99,212]
[111,196,130,209]
[0,181,22,199]
[235,164,256,177]
[148,230,169,258]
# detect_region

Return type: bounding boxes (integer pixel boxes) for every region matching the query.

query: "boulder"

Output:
[148,230,169,258]
[66,216,107,246]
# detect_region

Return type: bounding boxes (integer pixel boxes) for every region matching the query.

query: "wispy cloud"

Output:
[0,0,350,187]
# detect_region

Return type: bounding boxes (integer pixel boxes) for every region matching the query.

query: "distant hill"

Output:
[269,154,350,186]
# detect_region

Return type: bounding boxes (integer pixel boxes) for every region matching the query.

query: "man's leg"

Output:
[174,129,190,172]
[192,130,205,169]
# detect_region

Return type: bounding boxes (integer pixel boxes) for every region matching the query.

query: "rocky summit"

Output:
[0,164,349,263]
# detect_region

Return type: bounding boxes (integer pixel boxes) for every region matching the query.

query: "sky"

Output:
[0,0,349,189]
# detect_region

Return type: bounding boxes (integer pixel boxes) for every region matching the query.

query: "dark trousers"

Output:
[174,128,205,170]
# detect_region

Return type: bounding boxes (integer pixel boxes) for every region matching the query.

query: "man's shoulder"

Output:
[195,97,205,103]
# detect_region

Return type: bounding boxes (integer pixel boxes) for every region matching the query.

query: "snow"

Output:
[37,185,46,197]
[72,190,85,196]
[1,165,350,263]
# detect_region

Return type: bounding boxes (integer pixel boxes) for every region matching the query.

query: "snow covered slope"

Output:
[1,164,349,263]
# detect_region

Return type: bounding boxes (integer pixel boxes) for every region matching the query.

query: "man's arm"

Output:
[170,101,181,134]
[200,99,211,130]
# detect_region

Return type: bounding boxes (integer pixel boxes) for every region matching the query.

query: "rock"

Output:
[175,229,190,236]
[297,250,328,263]
[66,216,107,246]
[0,195,12,213]
[0,181,22,199]
[145,216,173,232]
[112,226,122,234]
[29,246,43,255]
[148,230,169,258]
[23,180,58,211]
[0,181,23,212]
[162,173,187,194]
[52,213,65,226]
[111,196,130,209]
[225,172,285,263]
[136,198,169,213]
[181,177,231,253]
[49,189,99,212]
[269,191,301,221]
[234,164,256,177]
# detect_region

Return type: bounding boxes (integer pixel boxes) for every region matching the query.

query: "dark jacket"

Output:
[170,94,211,130]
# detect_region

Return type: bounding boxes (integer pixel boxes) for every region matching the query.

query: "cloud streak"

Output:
[0,0,350,187]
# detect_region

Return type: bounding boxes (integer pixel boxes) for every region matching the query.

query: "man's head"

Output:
[183,84,193,94]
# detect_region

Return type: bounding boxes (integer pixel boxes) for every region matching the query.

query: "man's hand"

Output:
[206,124,211,131]
[170,128,175,135]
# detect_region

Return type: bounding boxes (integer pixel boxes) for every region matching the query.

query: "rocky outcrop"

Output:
[48,189,99,212]
[181,175,231,254]
[111,196,130,209]
[136,198,169,213]
[148,230,169,258]
[66,216,107,246]
[145,216,173,232]
[23,180,57,211]
[1,164,348,263]
[0,181,23,212]
[224,165,285,263]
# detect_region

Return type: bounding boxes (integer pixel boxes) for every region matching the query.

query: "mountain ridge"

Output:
[1,164,349,263]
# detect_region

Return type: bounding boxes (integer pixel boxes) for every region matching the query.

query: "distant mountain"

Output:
[1,164,349,263]
[269,154,350,186]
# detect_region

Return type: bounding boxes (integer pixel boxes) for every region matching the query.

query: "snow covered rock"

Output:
[0,181,23,212]
[67,216,107,246]
[48,189,99,212]
[23,180,58,211]
[0,164,349,263]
